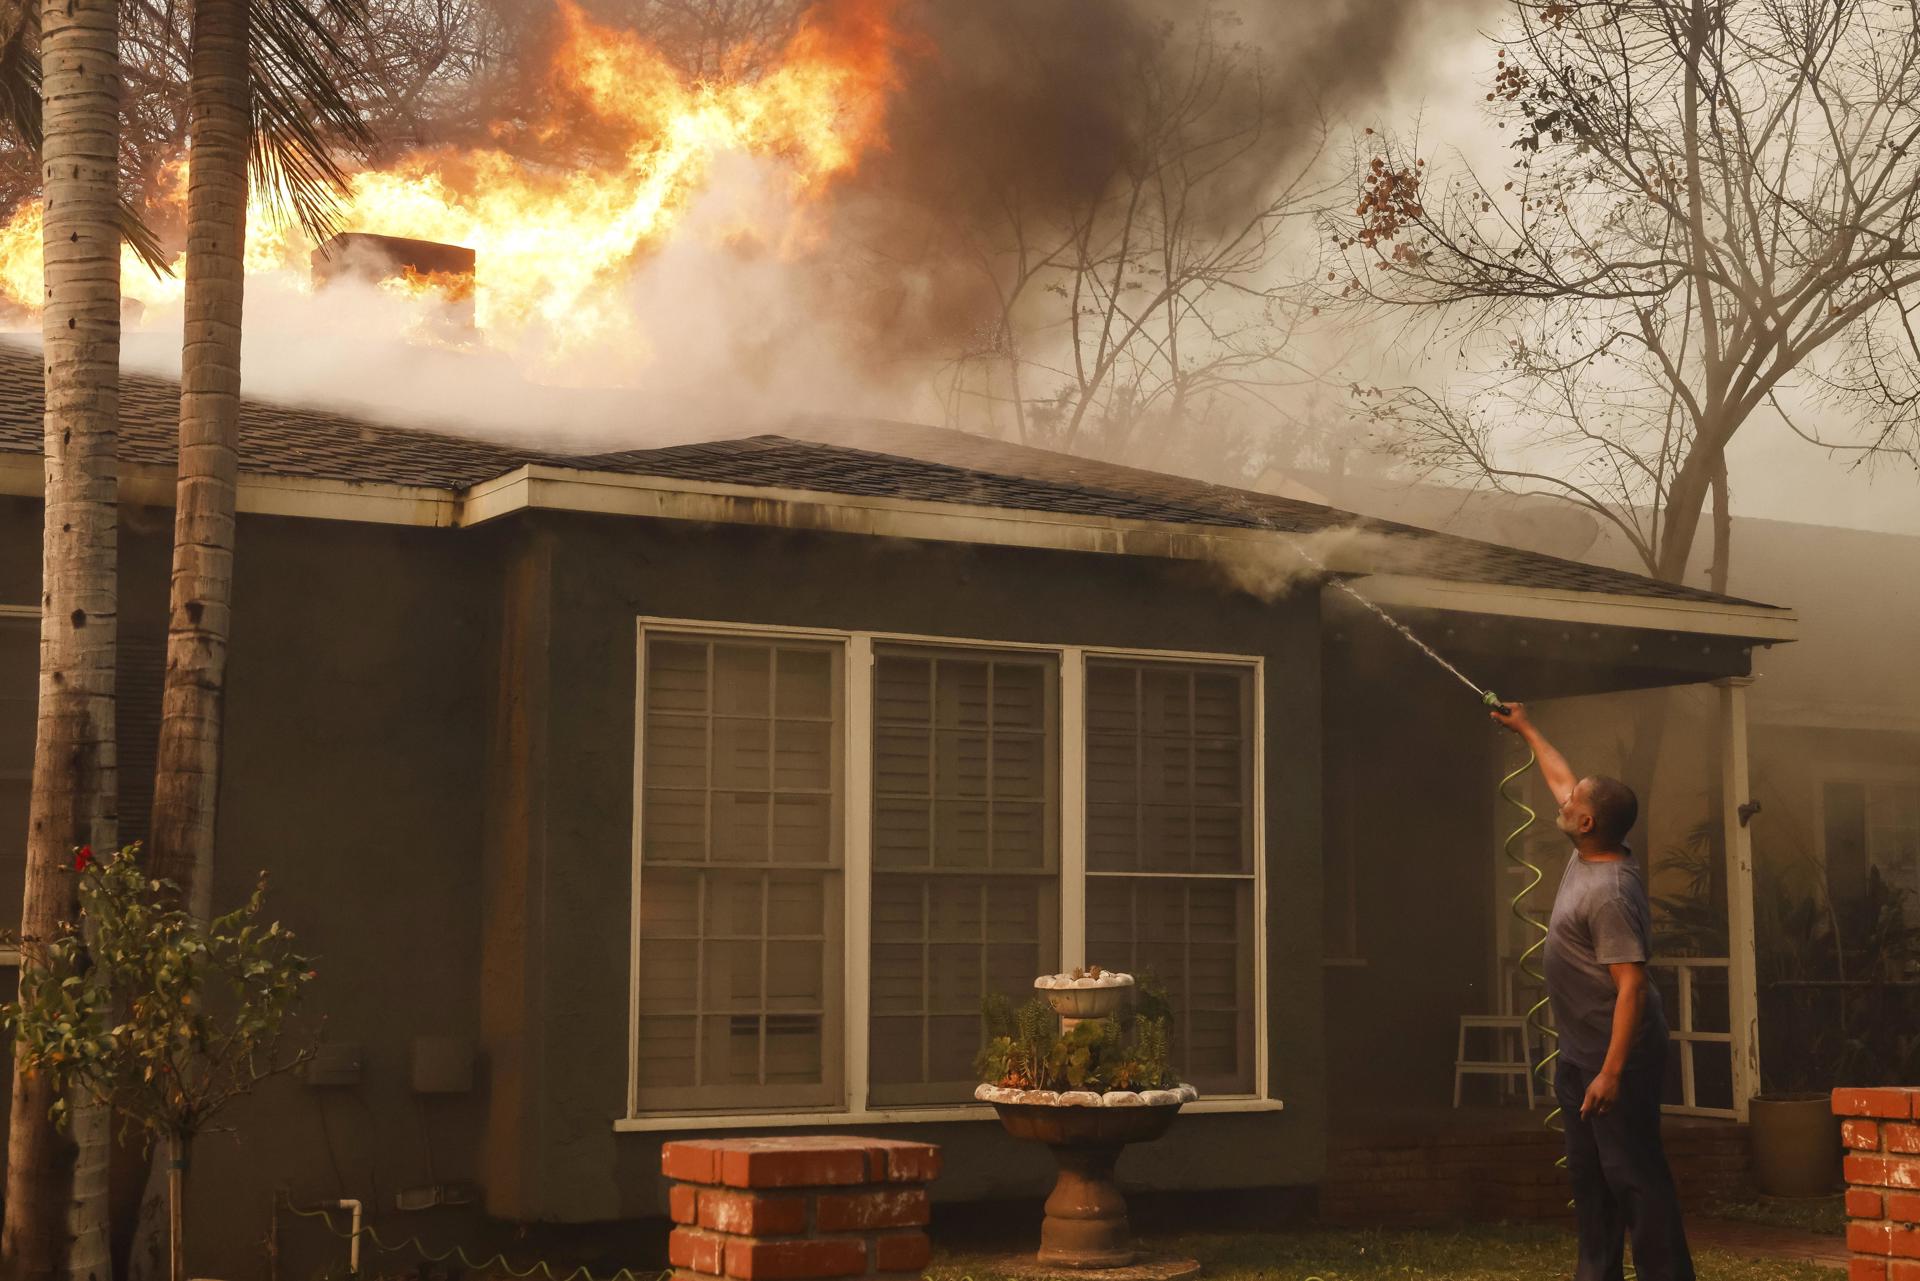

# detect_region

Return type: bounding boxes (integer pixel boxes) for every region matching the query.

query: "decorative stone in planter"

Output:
[1035,969,1136,1028]
[976,970,1199,1273]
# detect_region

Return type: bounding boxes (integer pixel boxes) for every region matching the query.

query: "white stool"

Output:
[1453,961,1543,1108]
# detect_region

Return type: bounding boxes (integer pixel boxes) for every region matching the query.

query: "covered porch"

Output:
[1317,573,1796,1142]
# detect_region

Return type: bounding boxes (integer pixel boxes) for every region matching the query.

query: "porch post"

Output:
[1715,676,1762,1121]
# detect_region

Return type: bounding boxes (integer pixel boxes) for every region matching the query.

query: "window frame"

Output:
[623,616,1277,1129]
[0,604,36,970]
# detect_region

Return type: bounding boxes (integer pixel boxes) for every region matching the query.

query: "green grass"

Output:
[929,1224,1836,1281]
[1704,1194,1847,1237]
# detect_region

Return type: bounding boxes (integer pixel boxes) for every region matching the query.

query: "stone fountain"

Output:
[975,970,1198,1274]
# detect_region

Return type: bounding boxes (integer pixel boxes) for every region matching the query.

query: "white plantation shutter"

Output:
[869,648,1060,1106]
[634,635,844,1111]
[1084,660,1256,1095]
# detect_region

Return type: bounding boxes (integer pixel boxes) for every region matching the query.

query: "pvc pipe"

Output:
[334,1199,363,1275]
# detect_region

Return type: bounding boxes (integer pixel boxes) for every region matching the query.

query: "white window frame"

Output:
[0,603,36,970]
[620,616,1279,1131]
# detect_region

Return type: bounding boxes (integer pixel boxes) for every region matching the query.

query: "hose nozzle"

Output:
[1483,690,1513,717]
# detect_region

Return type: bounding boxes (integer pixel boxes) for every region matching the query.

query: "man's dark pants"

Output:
[1554,1042,1695,1281]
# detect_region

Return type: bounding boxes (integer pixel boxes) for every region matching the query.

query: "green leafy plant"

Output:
[1,845,319,1281]
[974,970,1179,1093]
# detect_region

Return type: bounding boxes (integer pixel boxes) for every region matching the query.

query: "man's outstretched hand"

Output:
[1490,700,1531,733]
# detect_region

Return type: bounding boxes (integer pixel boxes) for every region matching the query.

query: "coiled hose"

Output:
[281,1196,669,1281]
[1494,722,1563,1169]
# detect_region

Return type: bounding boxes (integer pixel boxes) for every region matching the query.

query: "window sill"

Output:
[613,1097,1286,1133]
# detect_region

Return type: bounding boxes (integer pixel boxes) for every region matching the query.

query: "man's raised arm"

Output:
[1490,702,1577,805]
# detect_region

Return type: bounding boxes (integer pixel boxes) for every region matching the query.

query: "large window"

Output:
[1083,660,1257,1096]
[869,648,1059,1106]
[632,635,845,1112]
[628,625,1265,1120]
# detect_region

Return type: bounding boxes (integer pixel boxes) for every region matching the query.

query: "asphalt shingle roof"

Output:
[0,342,1776,611]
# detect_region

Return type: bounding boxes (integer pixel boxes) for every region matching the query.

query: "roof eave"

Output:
[0,456,1792,644]
[1350,572,1797,643]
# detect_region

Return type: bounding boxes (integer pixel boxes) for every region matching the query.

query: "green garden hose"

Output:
[1488,702,1564,1163]
[282,1197,669,1281]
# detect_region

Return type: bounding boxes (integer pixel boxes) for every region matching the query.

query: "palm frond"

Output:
[247,0,375,244]
[5,3,172,278]
[118,196,172,276]
[0,0,41,152]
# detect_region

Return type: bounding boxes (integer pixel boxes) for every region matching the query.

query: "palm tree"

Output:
[134,5,369,1274]
[149,0,372,920]
[0,1,123,1277]
[1,0,367,1270]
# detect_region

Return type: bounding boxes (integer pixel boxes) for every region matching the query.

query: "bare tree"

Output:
[1335,0,1920,587]
[921,16,1332,482]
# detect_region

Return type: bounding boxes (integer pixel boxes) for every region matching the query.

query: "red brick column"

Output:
[663,1137,941,1281]
[1835,1087,1920,1281]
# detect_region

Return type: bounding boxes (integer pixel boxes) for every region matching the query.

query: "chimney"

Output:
[311,232,477,337]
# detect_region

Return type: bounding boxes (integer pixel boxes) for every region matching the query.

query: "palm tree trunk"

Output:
[124,10,251,1276]
[2,1,121,1278]
[150,0,247,920]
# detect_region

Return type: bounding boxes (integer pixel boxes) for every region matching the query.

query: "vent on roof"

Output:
[311,232,475,337]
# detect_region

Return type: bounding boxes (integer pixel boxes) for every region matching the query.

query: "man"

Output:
[1491,702,1694,1281]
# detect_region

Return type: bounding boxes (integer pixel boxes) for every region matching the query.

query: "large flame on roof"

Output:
[0,0,902,370]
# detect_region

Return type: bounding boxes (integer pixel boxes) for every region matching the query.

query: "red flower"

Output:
[73,846,94,872]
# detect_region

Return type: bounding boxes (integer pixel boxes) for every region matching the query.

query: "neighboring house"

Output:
[0,343,1793,1277]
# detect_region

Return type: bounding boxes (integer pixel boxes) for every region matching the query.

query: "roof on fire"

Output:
[0,341,1789,624]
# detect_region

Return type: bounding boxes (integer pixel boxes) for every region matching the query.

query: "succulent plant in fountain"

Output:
[972,972,1188,1104]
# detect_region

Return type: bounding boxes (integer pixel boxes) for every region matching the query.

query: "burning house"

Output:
[0,341,1793,1275]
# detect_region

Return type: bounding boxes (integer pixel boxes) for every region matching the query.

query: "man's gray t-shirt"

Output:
[1545,850,1668,1070]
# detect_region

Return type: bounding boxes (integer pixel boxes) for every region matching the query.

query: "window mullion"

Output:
[1060,647,1086,972]
[844,633,873,1114]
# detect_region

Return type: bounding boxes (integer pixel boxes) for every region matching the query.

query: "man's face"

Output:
[1557,778,1597,841]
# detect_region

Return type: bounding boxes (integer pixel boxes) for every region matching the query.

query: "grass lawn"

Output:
[1705,1194,1847,1237]
[928,1224,1837,1281]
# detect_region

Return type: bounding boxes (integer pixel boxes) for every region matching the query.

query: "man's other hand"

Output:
[1581,1069,1621,1119]
[1490,700,1531,732]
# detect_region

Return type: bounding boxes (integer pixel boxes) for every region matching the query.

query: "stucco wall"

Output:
[183,512,496,1280]
[489,512,1328,1223]
[1320,630,1497,1118]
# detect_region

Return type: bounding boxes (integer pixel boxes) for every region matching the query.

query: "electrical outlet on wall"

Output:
[394,1186,442,1211]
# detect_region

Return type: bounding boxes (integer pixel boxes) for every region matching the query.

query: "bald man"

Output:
[1492,702,1694,1281]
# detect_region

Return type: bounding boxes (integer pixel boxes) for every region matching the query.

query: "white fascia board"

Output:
[1348,573,1798,643]
[458,464,1282,562]
[235,472,459,527]
[0,451,459,527]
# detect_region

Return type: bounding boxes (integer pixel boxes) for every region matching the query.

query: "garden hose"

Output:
[1486,694,1565,1173]
[281,1196,670,1281]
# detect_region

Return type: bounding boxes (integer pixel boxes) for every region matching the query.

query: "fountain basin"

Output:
[990,1098,1186,1269]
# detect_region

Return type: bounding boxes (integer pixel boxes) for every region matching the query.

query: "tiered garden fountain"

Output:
[975,968,1198,1273]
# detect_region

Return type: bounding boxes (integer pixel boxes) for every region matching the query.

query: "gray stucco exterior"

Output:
[0,498,1326,1279]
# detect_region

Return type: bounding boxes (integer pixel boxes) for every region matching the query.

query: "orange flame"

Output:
[0,0,903,368]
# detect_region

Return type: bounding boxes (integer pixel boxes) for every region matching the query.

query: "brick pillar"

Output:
[1834,1087,1920,1281]
[663,1137,941,1281]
